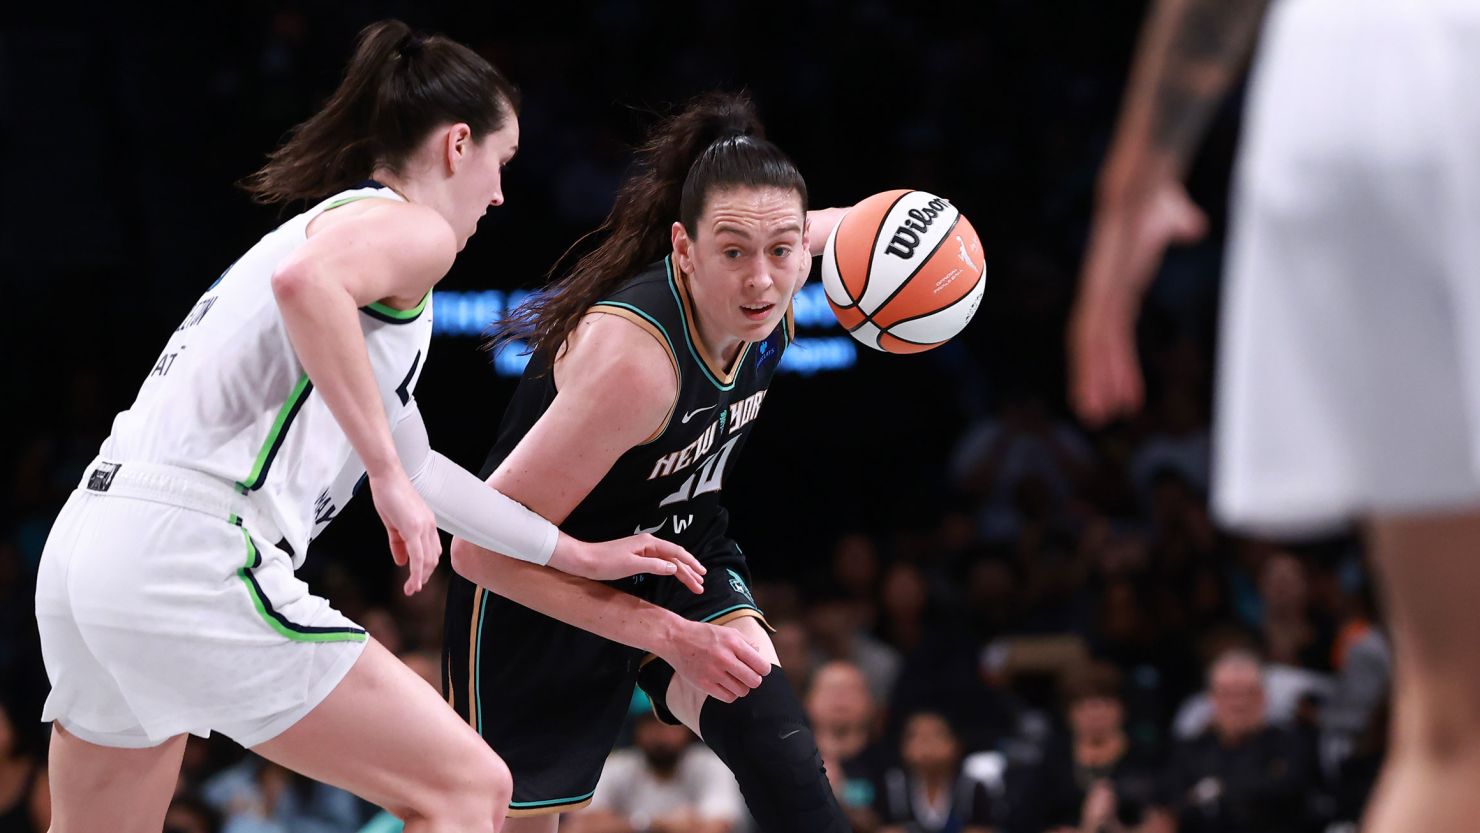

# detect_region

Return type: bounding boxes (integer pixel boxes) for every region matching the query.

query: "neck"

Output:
[681,270,744,366]
[1076,731,1127,767]
[370,167,433,210]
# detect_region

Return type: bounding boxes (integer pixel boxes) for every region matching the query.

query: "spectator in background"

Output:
[833,532,884,633]
[0,697,48,832]
[809,591,903,705]
[201,757,364,833]
[880,562,930,655]
[1257,552,1331,672]
[164,796,223,833]
[807,661,885,832]
[563,712,744,833]
[1159,651,1313,833]
[876,712,995,833]
[1010,662,1165,833]
[950,391,1093,544]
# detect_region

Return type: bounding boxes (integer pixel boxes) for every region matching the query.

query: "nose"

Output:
[747,256,774,291]
[489,189,504,208]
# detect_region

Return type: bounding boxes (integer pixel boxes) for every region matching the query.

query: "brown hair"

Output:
[1062,661,1125,706]
[491,91,807,358]
[242,19,519,204]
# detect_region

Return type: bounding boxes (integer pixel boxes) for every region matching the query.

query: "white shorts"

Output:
[35,458,366,749]
[1214,0,1480,535]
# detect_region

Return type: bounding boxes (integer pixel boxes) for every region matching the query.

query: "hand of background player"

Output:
[548,533,707,593]
[372,468,442,596]
[1069,175,1206,426]
[660,620,771,702]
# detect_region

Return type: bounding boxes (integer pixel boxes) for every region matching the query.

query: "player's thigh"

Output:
[504,815,559,833]
[48,724,186,833]
[666,616,781,733]
[251,638,510,818]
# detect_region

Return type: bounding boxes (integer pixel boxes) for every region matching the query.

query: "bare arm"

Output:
[450,311,771,701]
[273,200,457,592]
[1069,0,1270,424]
[1110,0,1273,189]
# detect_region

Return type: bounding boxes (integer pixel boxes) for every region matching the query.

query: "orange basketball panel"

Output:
[878,331,945,354]
[833,189,911,306]
[871,215,984,329]
[829,302,869,332]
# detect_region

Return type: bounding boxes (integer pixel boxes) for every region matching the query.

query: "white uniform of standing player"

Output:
[1215,0,1480,534]
[36,183,545,749]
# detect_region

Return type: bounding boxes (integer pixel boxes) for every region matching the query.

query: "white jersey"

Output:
[101,183,431,565]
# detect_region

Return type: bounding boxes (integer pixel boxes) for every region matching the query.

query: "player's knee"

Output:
[418,741,511,827]
[1394,700,1480,766]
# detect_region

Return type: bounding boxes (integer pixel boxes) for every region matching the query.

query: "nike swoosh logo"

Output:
[634,521,665,535]
[779,729,802,740]
[681,404,717,423]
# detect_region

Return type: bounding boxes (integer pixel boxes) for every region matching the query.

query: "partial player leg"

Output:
[1362,509,1480,833]
[47,724,186,833]
[657,617,848,833]
[252,638,512,832]
[502,815,559,833]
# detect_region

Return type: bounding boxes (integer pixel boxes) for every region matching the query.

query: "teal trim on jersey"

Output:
[237,373,313,492]
[474,587,490,735]
[235,528,367,643]
[665,257,740,392]
[509,790,598,810]
[362,291,430,324]
[702,604,765,623]
[589,300,680,377]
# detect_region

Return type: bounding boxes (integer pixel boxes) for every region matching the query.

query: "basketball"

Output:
[820,189,986,353]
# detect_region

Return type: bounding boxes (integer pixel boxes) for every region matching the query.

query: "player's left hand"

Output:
[549,533,707,593]
[1069,176,1206,426]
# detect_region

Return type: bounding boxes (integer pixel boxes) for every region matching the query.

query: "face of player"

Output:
[674,186,809,358]
[445,108,519,250]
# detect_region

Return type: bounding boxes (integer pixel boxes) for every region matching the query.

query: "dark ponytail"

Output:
[492,91,807,359]
[243,19,520,204]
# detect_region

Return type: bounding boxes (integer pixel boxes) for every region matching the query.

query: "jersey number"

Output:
[658,435,740,507]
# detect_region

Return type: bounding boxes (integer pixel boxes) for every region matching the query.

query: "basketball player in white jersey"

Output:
[1069,1,1480,830]
[34,20,717,833]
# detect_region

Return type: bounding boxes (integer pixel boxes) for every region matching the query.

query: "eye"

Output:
[772,246,791,258]
[724,248,742,260]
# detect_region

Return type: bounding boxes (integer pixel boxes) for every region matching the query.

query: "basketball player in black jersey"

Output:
[442,93,851,832]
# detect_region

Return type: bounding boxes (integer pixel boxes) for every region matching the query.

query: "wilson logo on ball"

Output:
[821,189,986,354]
[883,197,951,260]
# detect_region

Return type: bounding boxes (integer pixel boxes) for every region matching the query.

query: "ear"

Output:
[443,123,474,175]
[671,221,693,274]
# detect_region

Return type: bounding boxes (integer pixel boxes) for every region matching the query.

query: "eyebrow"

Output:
[712,223,803,238]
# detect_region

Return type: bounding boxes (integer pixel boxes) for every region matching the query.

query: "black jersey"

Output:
[480,255,794,552]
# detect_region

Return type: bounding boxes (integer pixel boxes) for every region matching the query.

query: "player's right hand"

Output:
[662,620,771,703]
[548,533,707,593]
[1069,178,1207,426]
[370,468,442,596]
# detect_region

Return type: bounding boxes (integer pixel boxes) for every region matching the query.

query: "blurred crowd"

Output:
[1,2,1384,832]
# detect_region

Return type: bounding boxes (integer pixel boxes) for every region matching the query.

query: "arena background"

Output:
[1,3,1376,832]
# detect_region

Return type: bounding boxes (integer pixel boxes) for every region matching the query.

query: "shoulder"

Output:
[303,199,457,279]
[560,309,680,402]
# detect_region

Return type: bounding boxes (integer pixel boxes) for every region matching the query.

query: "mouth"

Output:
[740,301,775,322]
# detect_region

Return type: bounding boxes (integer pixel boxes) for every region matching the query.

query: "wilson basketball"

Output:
[821,190,986,353]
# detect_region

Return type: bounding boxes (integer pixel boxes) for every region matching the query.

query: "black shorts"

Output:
[442,537,768,816]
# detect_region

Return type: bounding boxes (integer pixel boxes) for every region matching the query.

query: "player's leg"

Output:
[251,638,512,832]
[656,616,848,833]
[1360,510,1480,833]
[47,725,186,833]
[502,816,559,833]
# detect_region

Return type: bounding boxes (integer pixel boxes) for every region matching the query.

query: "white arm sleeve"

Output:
[391,401,559,566]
